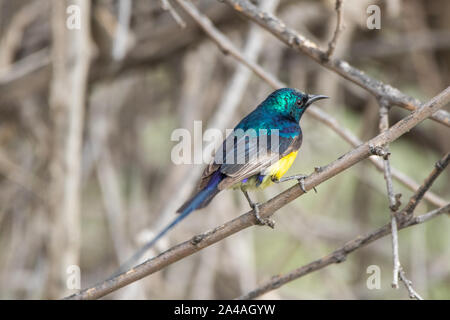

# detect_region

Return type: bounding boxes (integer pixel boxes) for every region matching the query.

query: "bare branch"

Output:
[390,213,401,288]
[399,267,424,300]
[0,49,51,103]
[377,98,402,289]
[160,0,187,29]
[112,0,133,61]
[0,1,45,69]
[325,0,344,60]
[400,152,450,220]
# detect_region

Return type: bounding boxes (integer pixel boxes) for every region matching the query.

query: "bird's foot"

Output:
[274,174,316,193]
[251,202,275,229]
[295,175,317,193]
[295,175,308,193]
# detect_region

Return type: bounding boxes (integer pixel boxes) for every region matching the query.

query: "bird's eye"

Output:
[302,95,308,104]
[296,95,309,106]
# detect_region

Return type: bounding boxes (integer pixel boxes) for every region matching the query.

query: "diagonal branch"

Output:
[160,0,187,29]
[222,0,450,127]
[400,152,450,219]
[398,267,423,300]
[65,86,450,299]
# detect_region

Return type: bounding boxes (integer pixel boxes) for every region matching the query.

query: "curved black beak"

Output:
[306,94,329,107]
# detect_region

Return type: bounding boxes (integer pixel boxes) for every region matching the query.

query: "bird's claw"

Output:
[297,176,307,193]
[297,176,317,193]
[251,202,275,229]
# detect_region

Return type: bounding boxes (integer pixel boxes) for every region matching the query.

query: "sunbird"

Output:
[118,88,328,272]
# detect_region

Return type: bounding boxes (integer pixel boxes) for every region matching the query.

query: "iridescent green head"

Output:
[260,88,328,122]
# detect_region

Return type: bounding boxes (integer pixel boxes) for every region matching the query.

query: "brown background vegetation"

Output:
[0,0,449,299]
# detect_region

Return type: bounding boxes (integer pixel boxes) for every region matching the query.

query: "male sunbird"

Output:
[119,88,327,272]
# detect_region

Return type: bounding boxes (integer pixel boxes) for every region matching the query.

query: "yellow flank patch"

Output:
[231,151,299,191]
[267,151,298,181]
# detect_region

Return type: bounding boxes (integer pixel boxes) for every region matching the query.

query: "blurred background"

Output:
[0,0,449,299]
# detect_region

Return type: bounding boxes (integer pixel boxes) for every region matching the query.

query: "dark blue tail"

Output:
[113,171,223,276]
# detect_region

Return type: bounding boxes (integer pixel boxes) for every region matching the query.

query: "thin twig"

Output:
[65,86,450,299]
[325,0,344,60]
[398,267,424,300]
[0,1,45,69]
[160,0,187,28]
[413,203,450,224]
[112,0,132,61]
[400,152,450,219]
[237,203,449,300]
[377,98,401,289]
[390,216,401,288]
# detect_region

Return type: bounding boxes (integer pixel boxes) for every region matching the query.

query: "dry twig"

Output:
[325,0,344,60]
[377,98,402,289]
[160,0,187,28]
[400,152,450,220]
[398,267,423,300]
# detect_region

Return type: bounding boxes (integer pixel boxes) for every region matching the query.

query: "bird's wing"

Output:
[215,128,300,189]
[198,161,221,190]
